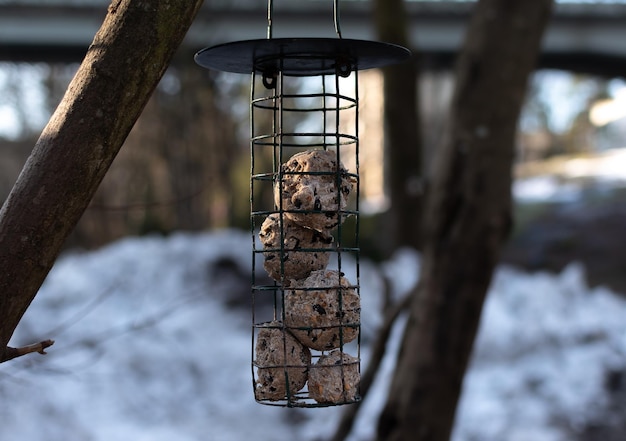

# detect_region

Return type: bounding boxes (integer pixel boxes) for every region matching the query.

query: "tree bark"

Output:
[0,0,204,363]
[376,1,553,440]
[374,0,422,254]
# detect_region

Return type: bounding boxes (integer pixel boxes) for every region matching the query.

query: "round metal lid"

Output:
[194,38,411,76]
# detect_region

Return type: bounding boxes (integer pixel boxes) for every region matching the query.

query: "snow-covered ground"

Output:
[2,148,626,440]
[1,226,626,441]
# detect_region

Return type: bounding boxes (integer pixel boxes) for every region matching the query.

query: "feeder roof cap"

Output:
[194,37,411,76]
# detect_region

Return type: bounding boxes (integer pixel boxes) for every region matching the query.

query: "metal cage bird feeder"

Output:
[195,0,410,407]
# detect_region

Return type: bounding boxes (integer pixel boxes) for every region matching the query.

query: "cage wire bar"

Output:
[194,0,410,408]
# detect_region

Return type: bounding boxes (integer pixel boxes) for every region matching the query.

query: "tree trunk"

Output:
[0,0,204,363]
[376,1,553,440]
[374,0,422,254]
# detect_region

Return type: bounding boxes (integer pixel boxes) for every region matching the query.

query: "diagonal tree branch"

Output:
[329,273,412,441]
[0,0,205,363]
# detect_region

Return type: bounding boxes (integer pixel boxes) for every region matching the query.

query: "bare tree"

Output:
[374,0,422,254]
[0,0,204,363]
[376,0,553,440]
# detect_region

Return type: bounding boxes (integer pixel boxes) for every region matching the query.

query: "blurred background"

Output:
[2,1,626,440]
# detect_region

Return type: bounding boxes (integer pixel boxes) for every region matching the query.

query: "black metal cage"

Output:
[194,0,409,408]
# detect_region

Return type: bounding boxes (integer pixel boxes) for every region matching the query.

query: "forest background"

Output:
[2,1,626,291]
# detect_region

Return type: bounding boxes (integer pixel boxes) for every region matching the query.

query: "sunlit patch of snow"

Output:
[514,147,626,203]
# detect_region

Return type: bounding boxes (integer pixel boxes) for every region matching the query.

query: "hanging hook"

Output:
[334,0,342,39]
[268,0,341,39]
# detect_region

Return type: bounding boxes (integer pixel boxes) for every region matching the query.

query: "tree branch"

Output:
[376,1,553,440]
[329,275,413,441]
[0,0,205,362]
[2,340,55,363]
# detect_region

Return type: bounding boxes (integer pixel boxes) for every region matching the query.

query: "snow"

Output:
[455,264,626,441]
[513,147,626,203]
[2,228,626,441]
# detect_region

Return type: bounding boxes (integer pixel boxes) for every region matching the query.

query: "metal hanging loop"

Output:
[266,0,273,39]
[262,70,277,89]
[334,0,343,39]
[335,57,352,77]
[266,0,343,39]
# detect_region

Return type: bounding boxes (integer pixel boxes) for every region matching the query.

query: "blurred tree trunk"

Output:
[376,1,552,440]
[374,0,422,254]
[0,0,204,363]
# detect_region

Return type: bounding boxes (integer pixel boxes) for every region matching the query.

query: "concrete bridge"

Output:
[1,1,625,77]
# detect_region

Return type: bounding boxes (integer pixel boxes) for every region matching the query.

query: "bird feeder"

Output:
[195,0,410,407]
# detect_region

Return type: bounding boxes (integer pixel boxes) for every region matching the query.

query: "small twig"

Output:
[45,279,123,338]
[382,271,395,314]
[329,274,415,441]
[2,340,55,363]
